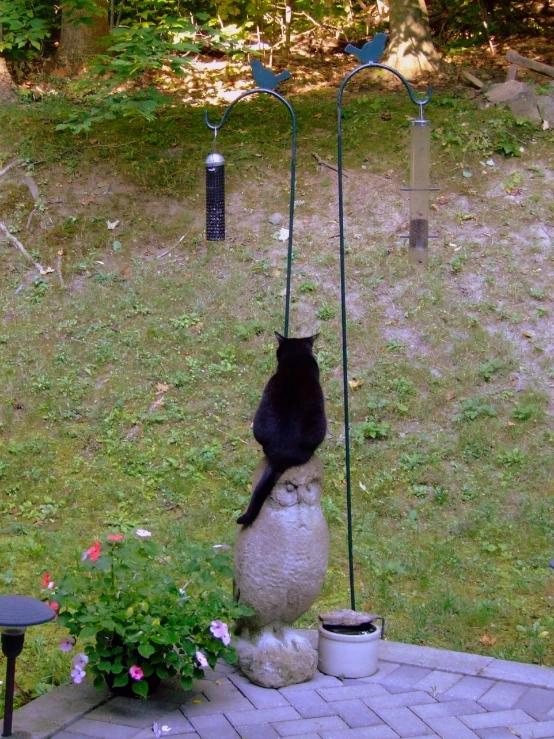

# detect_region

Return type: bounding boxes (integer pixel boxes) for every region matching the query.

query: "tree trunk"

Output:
[284,0,294,58]
[57,0,109,72]
[384,0,441,79]
[0,56,17,104]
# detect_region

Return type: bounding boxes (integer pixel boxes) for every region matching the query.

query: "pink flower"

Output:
[210,620,231,646]
[47,601,59,618]
[196,651,209,669]
[107,534,125,542]
[82,540,102,562]
[73,653,89,669]
[59,637,75,652]
[71,665,86,684]
[129,665,144,680]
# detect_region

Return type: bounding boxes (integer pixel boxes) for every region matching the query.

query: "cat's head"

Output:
[274,332,318,358]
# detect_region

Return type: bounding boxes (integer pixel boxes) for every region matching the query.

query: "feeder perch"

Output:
[206,152,225,241]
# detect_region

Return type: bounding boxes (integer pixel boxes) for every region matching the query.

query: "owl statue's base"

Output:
[235,627,318,689]
[234,457,329,688]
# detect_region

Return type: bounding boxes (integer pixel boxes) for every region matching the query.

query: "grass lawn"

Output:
[0,71,553,710]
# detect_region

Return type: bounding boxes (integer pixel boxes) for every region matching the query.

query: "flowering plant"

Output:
[42,530,249,698]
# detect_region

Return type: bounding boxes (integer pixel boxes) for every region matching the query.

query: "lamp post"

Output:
[0,595,55,738]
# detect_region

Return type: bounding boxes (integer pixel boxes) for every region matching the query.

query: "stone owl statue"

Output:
[233,456,329,687]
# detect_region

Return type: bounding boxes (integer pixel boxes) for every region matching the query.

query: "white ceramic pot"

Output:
[317,623,381,678]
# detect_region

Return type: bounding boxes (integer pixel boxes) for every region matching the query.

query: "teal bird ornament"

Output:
[344,33,389,64]
[250,60,291,90]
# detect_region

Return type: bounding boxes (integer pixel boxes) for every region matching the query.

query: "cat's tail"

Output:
[236,462,287,526]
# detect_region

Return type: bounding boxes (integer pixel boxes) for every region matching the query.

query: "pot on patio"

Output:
[317,610,384,679]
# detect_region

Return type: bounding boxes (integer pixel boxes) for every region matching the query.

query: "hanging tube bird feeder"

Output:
[203,63,297,337]
[408,110,431,266]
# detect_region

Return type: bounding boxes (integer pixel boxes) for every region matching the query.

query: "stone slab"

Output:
[514,687,554,719]
[86,697,180,728]
[228,674,291,709]
[319,727,399,739]
[188,713,240,739]
[11,680,111,739]
[425,716,480,738]
[477,681,530,710]
[281,689,338,718]
[226,707,301,726]
[481,659,554,689]
[372,705,431,736]
[460,708,536,729]
[507,721,554,739]
[64,718,139,738]
[330,699,383,729]
[317,684,389,702]
[440,677,496,702]
[379,642,494,676]
[411,699,486,720]
[272,715,349,736]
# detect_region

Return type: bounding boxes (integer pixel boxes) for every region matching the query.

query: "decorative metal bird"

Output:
[250,60,292,90]
[344,33,389,64]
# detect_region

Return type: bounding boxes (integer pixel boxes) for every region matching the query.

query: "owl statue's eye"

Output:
[286,483,296,492]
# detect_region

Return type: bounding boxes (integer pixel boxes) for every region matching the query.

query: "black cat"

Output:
[237,333,327,526]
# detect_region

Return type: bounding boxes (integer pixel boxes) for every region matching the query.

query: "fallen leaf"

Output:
[192,699,203,704]
[81,194,96,206]
[445,390,456,401]
[276,228,289,242]
[348,377,363,390]
[480,634,497,647]
[523,331,533,339]
[107,220,120,230]
[156,383,169,394]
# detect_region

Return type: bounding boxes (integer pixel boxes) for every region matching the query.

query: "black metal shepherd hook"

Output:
[337,55,433,611]
[204,80,297,338]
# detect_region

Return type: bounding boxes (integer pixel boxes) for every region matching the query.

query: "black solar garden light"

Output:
[0,595,55,737]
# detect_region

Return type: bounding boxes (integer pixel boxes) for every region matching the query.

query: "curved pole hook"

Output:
[338,62,432,108]
[204,88,297,338]
[336,61,431,612]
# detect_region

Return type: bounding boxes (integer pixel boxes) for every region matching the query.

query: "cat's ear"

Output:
[274,331,286,344]
[306,333,319,346]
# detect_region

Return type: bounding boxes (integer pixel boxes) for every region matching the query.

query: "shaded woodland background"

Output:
[1,0,554,115]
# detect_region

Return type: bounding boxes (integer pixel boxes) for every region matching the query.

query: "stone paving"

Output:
[12,640,554,739]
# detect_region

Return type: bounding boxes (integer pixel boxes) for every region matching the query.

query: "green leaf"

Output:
[180,675,193,691]
[132,679,149,698]
[138,642,156,659]
[80,625,98,638]
[113,673,130,687]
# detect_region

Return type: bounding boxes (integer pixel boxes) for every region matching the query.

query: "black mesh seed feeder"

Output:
[204,62,297,337]
[0,595,55,737]
[335,38,434,610]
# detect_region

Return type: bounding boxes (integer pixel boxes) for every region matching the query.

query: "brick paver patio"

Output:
[12,639,554,739]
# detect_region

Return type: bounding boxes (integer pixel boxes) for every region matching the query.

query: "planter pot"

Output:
[318,621,382,679]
